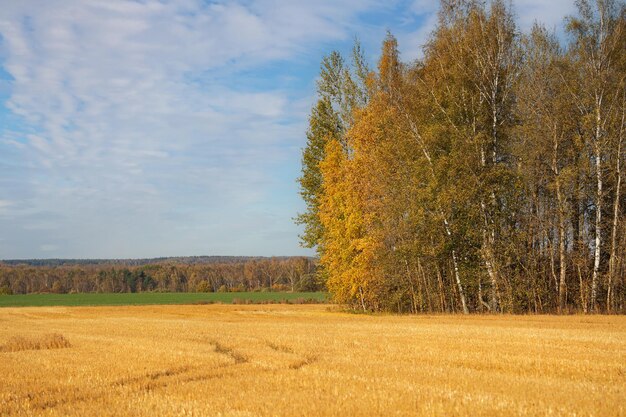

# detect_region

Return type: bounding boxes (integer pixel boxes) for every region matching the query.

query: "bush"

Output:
[51,281,65,294]
[195,281,210,293]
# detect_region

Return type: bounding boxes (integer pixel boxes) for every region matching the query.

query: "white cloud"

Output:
[514,0,578,32]
[399,11,439,61]
[410,0,439,16]
[0,0,580,258]
[0,0,382,258]
[40,244,59,252]
[0,199,16,217]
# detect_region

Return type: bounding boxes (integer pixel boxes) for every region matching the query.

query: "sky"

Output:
[0,0,577,259]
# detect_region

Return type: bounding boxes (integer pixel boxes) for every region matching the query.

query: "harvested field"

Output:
[1,333,71,352]
[0,305,624,416]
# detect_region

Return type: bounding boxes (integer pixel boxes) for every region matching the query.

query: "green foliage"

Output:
[296,98,342,249]
[296,40,372,255]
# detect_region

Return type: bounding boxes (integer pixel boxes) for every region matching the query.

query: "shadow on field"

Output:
[1,333,71,352]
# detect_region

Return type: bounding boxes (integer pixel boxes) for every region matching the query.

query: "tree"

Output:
[319,138,371,310]
[301,0,626,314]
[566,0,626,311]
[516,25,580,312]
[297,44,371,253]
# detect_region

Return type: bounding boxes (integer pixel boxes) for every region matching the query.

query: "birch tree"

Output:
[567,0,625,311]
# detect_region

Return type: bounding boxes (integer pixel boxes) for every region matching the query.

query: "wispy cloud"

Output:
[0,0,581,258]
[40,244,59,252]
[0,0,383,258]
[514,0,578,32]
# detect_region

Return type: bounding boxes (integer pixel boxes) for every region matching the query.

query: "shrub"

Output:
[195,281,210,293]
[51,281,65,294]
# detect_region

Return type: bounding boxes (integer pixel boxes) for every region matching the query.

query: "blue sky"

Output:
[0,0,576,259]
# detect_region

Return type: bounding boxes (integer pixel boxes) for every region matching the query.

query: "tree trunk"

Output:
[481,196,499,312]
[444,218,469,315]
[591,97,603,312]
[608,101,624,312]
[552,128,568,313]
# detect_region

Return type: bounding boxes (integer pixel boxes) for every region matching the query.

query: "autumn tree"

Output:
[304,0,625,314]
[566,0,626,311]
[516,25,581,312]
[296,44,370,254]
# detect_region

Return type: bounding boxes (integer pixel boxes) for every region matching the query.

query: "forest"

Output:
[0,257,318,295]
[297,0,626,313]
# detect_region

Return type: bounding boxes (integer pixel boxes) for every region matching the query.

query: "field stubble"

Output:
[0,305,624,416]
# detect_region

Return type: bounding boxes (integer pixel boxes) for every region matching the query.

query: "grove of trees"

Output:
[297,0,626,313]
[0,257,318,295]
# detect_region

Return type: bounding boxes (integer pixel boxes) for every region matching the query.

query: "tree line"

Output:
[1,256,276,267]
[297,0,625,313]
[0,257,318,295]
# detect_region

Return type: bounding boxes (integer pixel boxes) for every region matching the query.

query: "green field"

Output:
[0,292,328,307]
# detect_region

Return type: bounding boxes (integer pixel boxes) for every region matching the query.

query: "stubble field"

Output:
[1,304,625,416]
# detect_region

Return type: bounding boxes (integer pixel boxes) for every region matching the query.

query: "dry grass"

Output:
[1,333,71,352]
[0,305,624,416]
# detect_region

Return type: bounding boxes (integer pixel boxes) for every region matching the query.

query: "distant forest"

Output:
[0,257,318,295]
[297,0,626,313]
[1,256,296,267]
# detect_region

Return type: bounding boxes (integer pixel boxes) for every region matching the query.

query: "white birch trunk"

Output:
[607,101,624,311]
[591,97,603,312]
[552,128,567,312]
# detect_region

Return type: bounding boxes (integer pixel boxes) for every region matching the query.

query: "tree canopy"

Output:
[298,0,626,313]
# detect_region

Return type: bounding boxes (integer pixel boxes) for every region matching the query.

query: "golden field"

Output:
[1,305,625,417]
